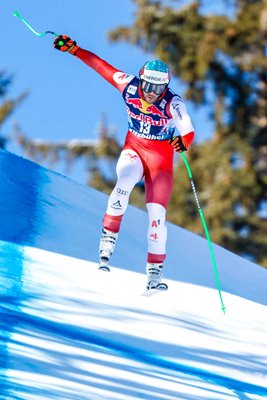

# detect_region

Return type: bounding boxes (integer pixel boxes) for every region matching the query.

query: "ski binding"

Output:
[142,282,168,296]
[98,265,110,272]
[98,259,110,272]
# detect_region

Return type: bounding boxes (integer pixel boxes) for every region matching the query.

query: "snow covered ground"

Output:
[0,149,267,400]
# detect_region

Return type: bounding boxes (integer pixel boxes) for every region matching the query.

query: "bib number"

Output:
[140,122,151,134]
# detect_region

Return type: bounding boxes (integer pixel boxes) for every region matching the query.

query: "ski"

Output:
[98,265,110,272]
[141,283,168,296]
[98,261,110,272]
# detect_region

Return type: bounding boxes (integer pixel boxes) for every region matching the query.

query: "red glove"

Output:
[53,35,80,55]
[169,132,194,152]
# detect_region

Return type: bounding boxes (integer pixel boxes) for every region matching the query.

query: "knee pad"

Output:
[146,203,167,257]
[106,149,143,217]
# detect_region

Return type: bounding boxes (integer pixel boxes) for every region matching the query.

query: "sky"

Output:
[0,0,216,183]
[0,148,267,399]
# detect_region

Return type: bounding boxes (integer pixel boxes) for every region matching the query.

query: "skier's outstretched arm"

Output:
[53,35,133,92]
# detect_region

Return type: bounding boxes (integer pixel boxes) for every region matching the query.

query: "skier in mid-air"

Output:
[53,35,195,290]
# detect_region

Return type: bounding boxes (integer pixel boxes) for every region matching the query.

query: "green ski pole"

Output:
[181,152,226,314]
[13,10,63,43]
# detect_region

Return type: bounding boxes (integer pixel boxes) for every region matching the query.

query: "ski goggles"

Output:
[141,80,167,96]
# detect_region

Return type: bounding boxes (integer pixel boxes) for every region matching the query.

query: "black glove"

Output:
[169,136,187,152]
[53,35,80,55]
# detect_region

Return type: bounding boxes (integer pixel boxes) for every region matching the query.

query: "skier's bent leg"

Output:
[144,161,173,288]
[99,150,143,269]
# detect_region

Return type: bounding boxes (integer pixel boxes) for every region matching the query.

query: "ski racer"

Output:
[53,35,195,290]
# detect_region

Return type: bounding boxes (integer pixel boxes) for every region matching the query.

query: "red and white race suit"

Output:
[75,48,195,263]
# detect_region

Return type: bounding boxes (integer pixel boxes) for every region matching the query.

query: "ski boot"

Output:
[146,263,168,290]
[98,228,118,272]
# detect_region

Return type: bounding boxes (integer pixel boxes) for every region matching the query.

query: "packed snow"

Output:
[0,149,266,400]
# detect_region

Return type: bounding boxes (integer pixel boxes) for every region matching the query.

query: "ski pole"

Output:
[13,10,61,41]
[181,152,226,314]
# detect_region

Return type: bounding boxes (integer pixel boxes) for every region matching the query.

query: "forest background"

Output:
[1,0,266,266]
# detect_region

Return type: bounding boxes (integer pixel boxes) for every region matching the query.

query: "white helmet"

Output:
[139,59,170,95]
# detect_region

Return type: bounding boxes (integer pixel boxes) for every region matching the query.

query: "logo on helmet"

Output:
[139,59,171,85]
[143,74,163,83]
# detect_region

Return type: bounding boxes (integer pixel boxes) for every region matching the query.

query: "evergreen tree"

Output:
[0,71,26,148]
[15,114,146,208]
[109,0,267,266]
[14,114,121,186]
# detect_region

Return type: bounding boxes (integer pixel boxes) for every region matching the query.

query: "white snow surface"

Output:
[0,149,267,400]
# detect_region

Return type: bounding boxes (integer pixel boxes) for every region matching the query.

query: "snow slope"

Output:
[0,149,267,400]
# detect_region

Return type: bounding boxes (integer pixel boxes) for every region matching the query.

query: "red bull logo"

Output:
[126,107,168,127]
[146,104,165,118]
[126,97,143,110]
[126,95,166,118]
